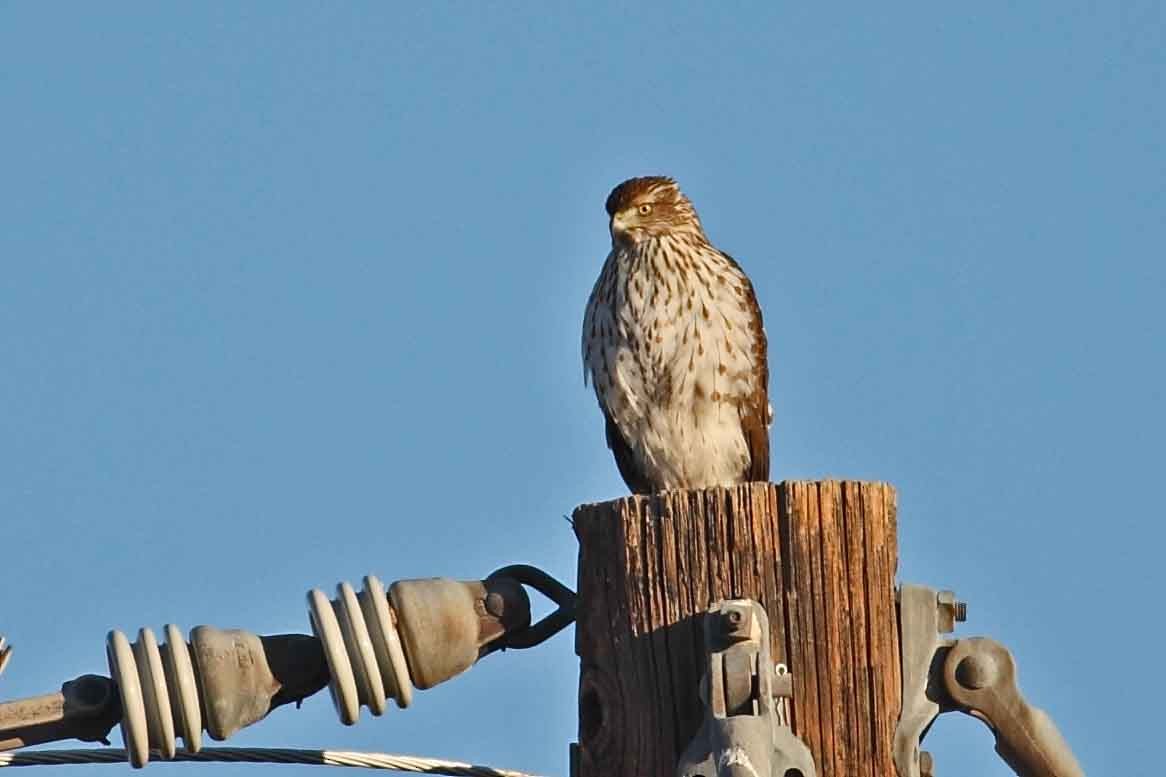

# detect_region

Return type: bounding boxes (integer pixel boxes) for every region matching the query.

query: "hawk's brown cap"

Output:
[604,176,678,216]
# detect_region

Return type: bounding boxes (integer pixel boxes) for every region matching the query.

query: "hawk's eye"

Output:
[637,203,653,216]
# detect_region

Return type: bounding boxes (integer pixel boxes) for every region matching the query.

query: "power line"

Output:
[0,748,545,776]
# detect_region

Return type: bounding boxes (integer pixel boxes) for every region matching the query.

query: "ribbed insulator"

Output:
[105,625,202,769]
[306,575,412,725]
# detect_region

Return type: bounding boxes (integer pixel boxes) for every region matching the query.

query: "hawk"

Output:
[582,176,772,494]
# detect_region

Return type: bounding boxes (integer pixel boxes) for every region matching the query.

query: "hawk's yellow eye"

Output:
[637,203,652,216]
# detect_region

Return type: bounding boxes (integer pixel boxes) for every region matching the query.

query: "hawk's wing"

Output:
[604,408,654,495]
[721,251,771,483]
[740,390,771,483]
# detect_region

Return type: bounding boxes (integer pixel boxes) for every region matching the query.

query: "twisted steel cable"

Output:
[0,748,546,776]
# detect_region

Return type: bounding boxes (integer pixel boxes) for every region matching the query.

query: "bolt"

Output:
[955,653,997,690]
[485,592,506,618]
[720,606,752,641]
[936,590,968,632]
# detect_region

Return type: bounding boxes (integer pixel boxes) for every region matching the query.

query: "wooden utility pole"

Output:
[573,480,900,777]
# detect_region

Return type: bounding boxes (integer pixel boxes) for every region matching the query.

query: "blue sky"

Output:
[2,4,1163,775]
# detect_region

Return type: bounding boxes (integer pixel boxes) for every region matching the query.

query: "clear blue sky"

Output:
[2,4,1162,776]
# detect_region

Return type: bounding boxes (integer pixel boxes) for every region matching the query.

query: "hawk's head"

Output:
[605,176,705,247]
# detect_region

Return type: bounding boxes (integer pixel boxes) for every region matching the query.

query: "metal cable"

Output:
[0,748,547,776]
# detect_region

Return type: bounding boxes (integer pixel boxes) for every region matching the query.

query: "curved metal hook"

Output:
[483,565,577,652]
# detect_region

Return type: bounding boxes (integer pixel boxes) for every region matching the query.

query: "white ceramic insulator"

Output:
[106,630,148,769]
[162,623,203,754]
[306,575,412,726]
[105,625,203,768]
[132,628,175,759]
[359,575,412,710]
[307,588,360,726]
[337,581,386,716]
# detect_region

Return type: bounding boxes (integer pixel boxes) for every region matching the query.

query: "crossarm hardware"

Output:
[893,584,1084,777]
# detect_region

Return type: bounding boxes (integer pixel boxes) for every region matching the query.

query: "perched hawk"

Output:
[582,176,772,494]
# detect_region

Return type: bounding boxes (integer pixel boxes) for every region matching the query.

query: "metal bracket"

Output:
[677,599,817,777]
[893,583,1084,777]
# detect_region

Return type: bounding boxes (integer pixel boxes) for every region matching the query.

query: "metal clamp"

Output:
[893,584,1084,777]
[677,599,817,777]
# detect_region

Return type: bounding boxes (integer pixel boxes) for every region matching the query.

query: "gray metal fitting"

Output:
[894,583,1083,777]
[677,599,817,777]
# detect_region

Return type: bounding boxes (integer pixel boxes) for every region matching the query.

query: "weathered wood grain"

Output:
[574,480,899,777]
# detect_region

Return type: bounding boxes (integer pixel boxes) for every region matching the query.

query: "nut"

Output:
[936,590,967,632]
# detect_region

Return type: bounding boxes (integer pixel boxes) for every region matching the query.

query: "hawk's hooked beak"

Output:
[610,212,633,244]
